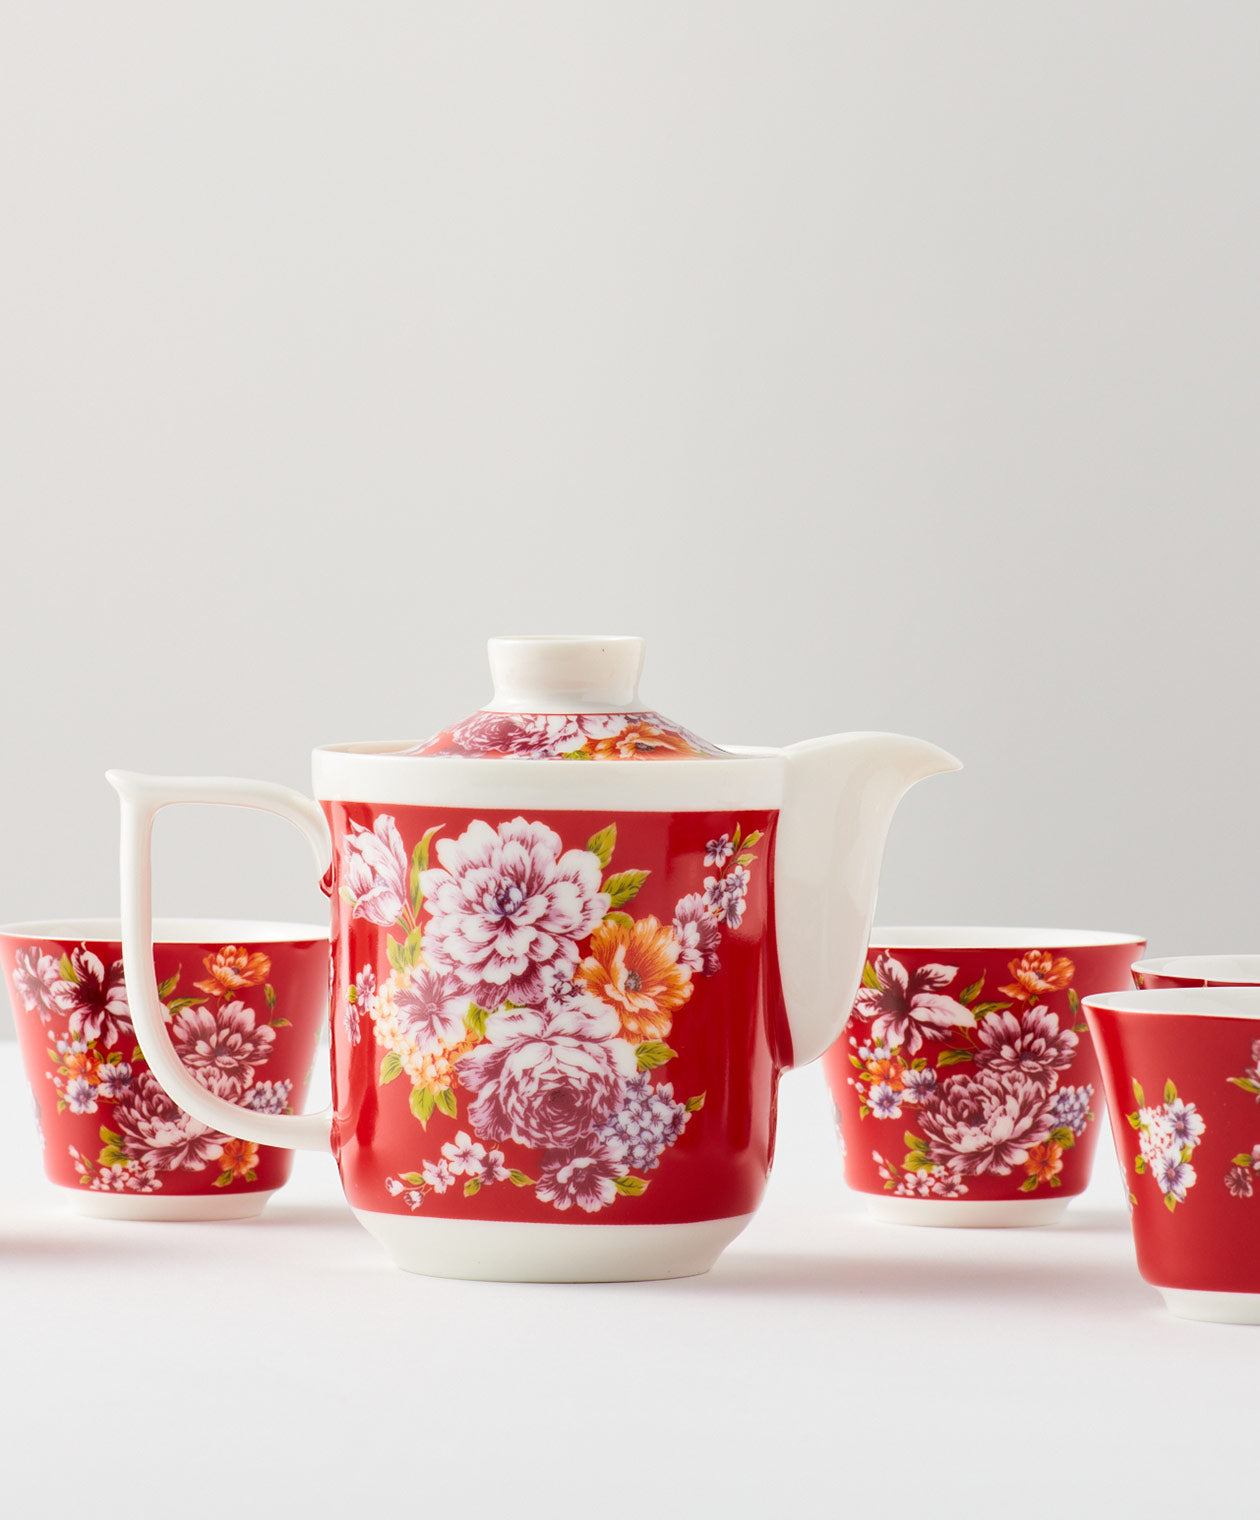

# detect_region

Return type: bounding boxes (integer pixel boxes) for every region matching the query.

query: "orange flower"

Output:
[867,1058,905,1090]
[1024,1141,1064,1183]
[194,945,272,998]
[591,724,693,760]
[219,1138,259,1180]
[999,951,1075,1004]
[63,1048,100,1084]
[576,915,693,1041]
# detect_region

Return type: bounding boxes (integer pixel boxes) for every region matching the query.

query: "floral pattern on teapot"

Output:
[404,710,728,760]
[339,812,763,1213]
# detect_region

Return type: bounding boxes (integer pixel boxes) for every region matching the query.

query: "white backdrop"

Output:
[3,3,1257,1037]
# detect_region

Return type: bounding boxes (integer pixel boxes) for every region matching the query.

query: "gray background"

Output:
[2,3,1256,1036]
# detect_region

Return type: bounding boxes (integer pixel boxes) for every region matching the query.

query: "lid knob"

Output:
[486,636,646,714]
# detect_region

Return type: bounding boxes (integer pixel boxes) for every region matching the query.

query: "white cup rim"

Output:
[0,917,328,944]
[1084,986,1260,1020]
[870,926,1145,950]
[1133,954,1260,984]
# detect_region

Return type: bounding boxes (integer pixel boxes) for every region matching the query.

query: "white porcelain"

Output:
[1135,954,1260,984]
[1158,1289,1260,1325]
[865,1197,1070,1228]
[68,1190,275,1222]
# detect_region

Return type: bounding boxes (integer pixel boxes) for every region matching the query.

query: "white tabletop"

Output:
[0,1043,1250,1518]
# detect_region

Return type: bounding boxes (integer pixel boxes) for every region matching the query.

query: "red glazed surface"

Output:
[1,931,328,1199]
[824,937,1144,1204]
[1086,1000,1260,1293]
[326,802,788,1224]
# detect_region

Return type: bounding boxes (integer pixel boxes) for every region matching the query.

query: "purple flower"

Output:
[901,1067,938,1105]
[345,965,376,1047]
[440,1130,487,1178]
[868,1082,903,1120]
[53,947,131,1046]
[1226,1165,1253,1198]
[342,815,409,927]
[536,1142,627,1213]
[672,893,722,977]
[420,817,609,1010]
[704,868,751,929]
[394,967,470,1055]
[113,1070,225,1172]
[244,1079,292,1114]
[851,952,975,1055]
[94,1062,133,1101]
[1155,1152,1196,1202]
[974,1007,1078,1090]
[1049,1084,1093,1136]
[597,1073,690,1172]
[1166,1097,1205,1151]
[171,1000,275,1101]
[704,835,734,867]
[438,712,595,759]
[12,947,62,1022]
[457,1003,634,1150]
[422,1158,455,1193]
[64,1076,98,1115]
[917,1071,1055,1176]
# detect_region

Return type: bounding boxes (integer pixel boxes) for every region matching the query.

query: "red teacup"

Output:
[1133,955,1260,990]
[0,919,329,1220]
[824,927,1145,1226]
[1084,986,1260,1323]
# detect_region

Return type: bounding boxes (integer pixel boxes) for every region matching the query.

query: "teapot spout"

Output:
[775,732,961,1068]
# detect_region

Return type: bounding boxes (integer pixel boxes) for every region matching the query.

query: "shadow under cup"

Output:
[1084,986,1260,1323]
[0,919,329,1220]
[823,928,1146,1227]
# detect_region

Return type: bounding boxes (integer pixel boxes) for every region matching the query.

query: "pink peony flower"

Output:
[673,893,722,976]
[916,1070,1055,1176]
[53,947,131,1046]
[343,814,409,927]
[974,1006,1078,1090]
[456,1003,635,1150]
[12,947,62,1022]
[420,817,610,1010]
[172,1000,275,1101]
[536,1141,628,1213]
[393,966,469,1054]
[113,1070,225,1172]
[851,951,974,1054]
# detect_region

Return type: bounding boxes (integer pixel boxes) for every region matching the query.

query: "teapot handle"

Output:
[106,770,335,1153]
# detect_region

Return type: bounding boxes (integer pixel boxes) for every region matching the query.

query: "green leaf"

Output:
[132,1047,144,1063]
[1228,1077,1260,1095]
[937,1049,973,1067]
[1164,1192,1177,1213]
[435,1088,457,1119]
[166,996,206,1012]
[264,983,277,1010]
[1233,1154,1254,1167]
[903,1152,933,1172]
[635,1041,677,1071]
[742,831,763,849]
[105,1051,123,1065]
[1164,1079,1177,1105]
[1049,1127,1076,1148]
[560,748,592,760]
[1134,1155,1146,1173]
[969,1001,1011,1019]
[604,870,650,909]
[1125,1111,1141,1129]
[386,939,407,975]
[736,852,755,866]
[465,1005,487,1038]
[685,1093,705,1112]
[56,1100,66,1113]
[269,1016,291,1028]
[1067,988,1081,1017]
[585,823,617,869]
[379,1052,403,1085]
[904,1132,929,1154]
[959,978,984,1007]
[99,1126,121,1145]
[860,961,881,990]
[213,1170,234,1188]
[732,824,742,849]
[1019,1176,1039,1192]
[603,911,635,929]
[410,1085,436,1125]
[1132,1079,1146,1108]
[409,825,443,917]
[401,1172,426,1185]
[339,885,357,906]
[98,1146,126,1167]
[463,1177,481,1197]
[244,1169,257,1183]
[58,953,77,984]
[1048,1175,1061,1188]
[614,1175,648,1196]
[509,1169,535,1187]
[156,972,180,999]
[848,1054,864,1069]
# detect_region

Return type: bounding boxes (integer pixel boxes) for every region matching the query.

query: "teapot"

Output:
[109,635,958,1280]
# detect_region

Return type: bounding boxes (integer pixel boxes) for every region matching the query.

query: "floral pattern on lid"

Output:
[403,710,729,761]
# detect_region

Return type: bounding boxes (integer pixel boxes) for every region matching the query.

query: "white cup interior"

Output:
[0,918,328,944]
[1135,954,1260,984]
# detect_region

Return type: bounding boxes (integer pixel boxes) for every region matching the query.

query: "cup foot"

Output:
[1158,1288,1260,1324]
[864,1195,1072,1228]
[65,1189,276,1222]
[351,1209,754,1281]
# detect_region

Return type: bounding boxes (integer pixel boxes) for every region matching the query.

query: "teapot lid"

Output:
[401,636,731,760]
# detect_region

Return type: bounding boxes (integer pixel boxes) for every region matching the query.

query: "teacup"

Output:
[1084,986,1260,1323]
[824,927,1145,1226]
[1133,955,1260,989]
[0,918,329,1220]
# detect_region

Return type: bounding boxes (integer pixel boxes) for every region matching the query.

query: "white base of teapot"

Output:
[864,1195,1071,1228]
[351,1208,754,1282]
[1158,1288,1260,1324]
[66,1188,276,1221]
